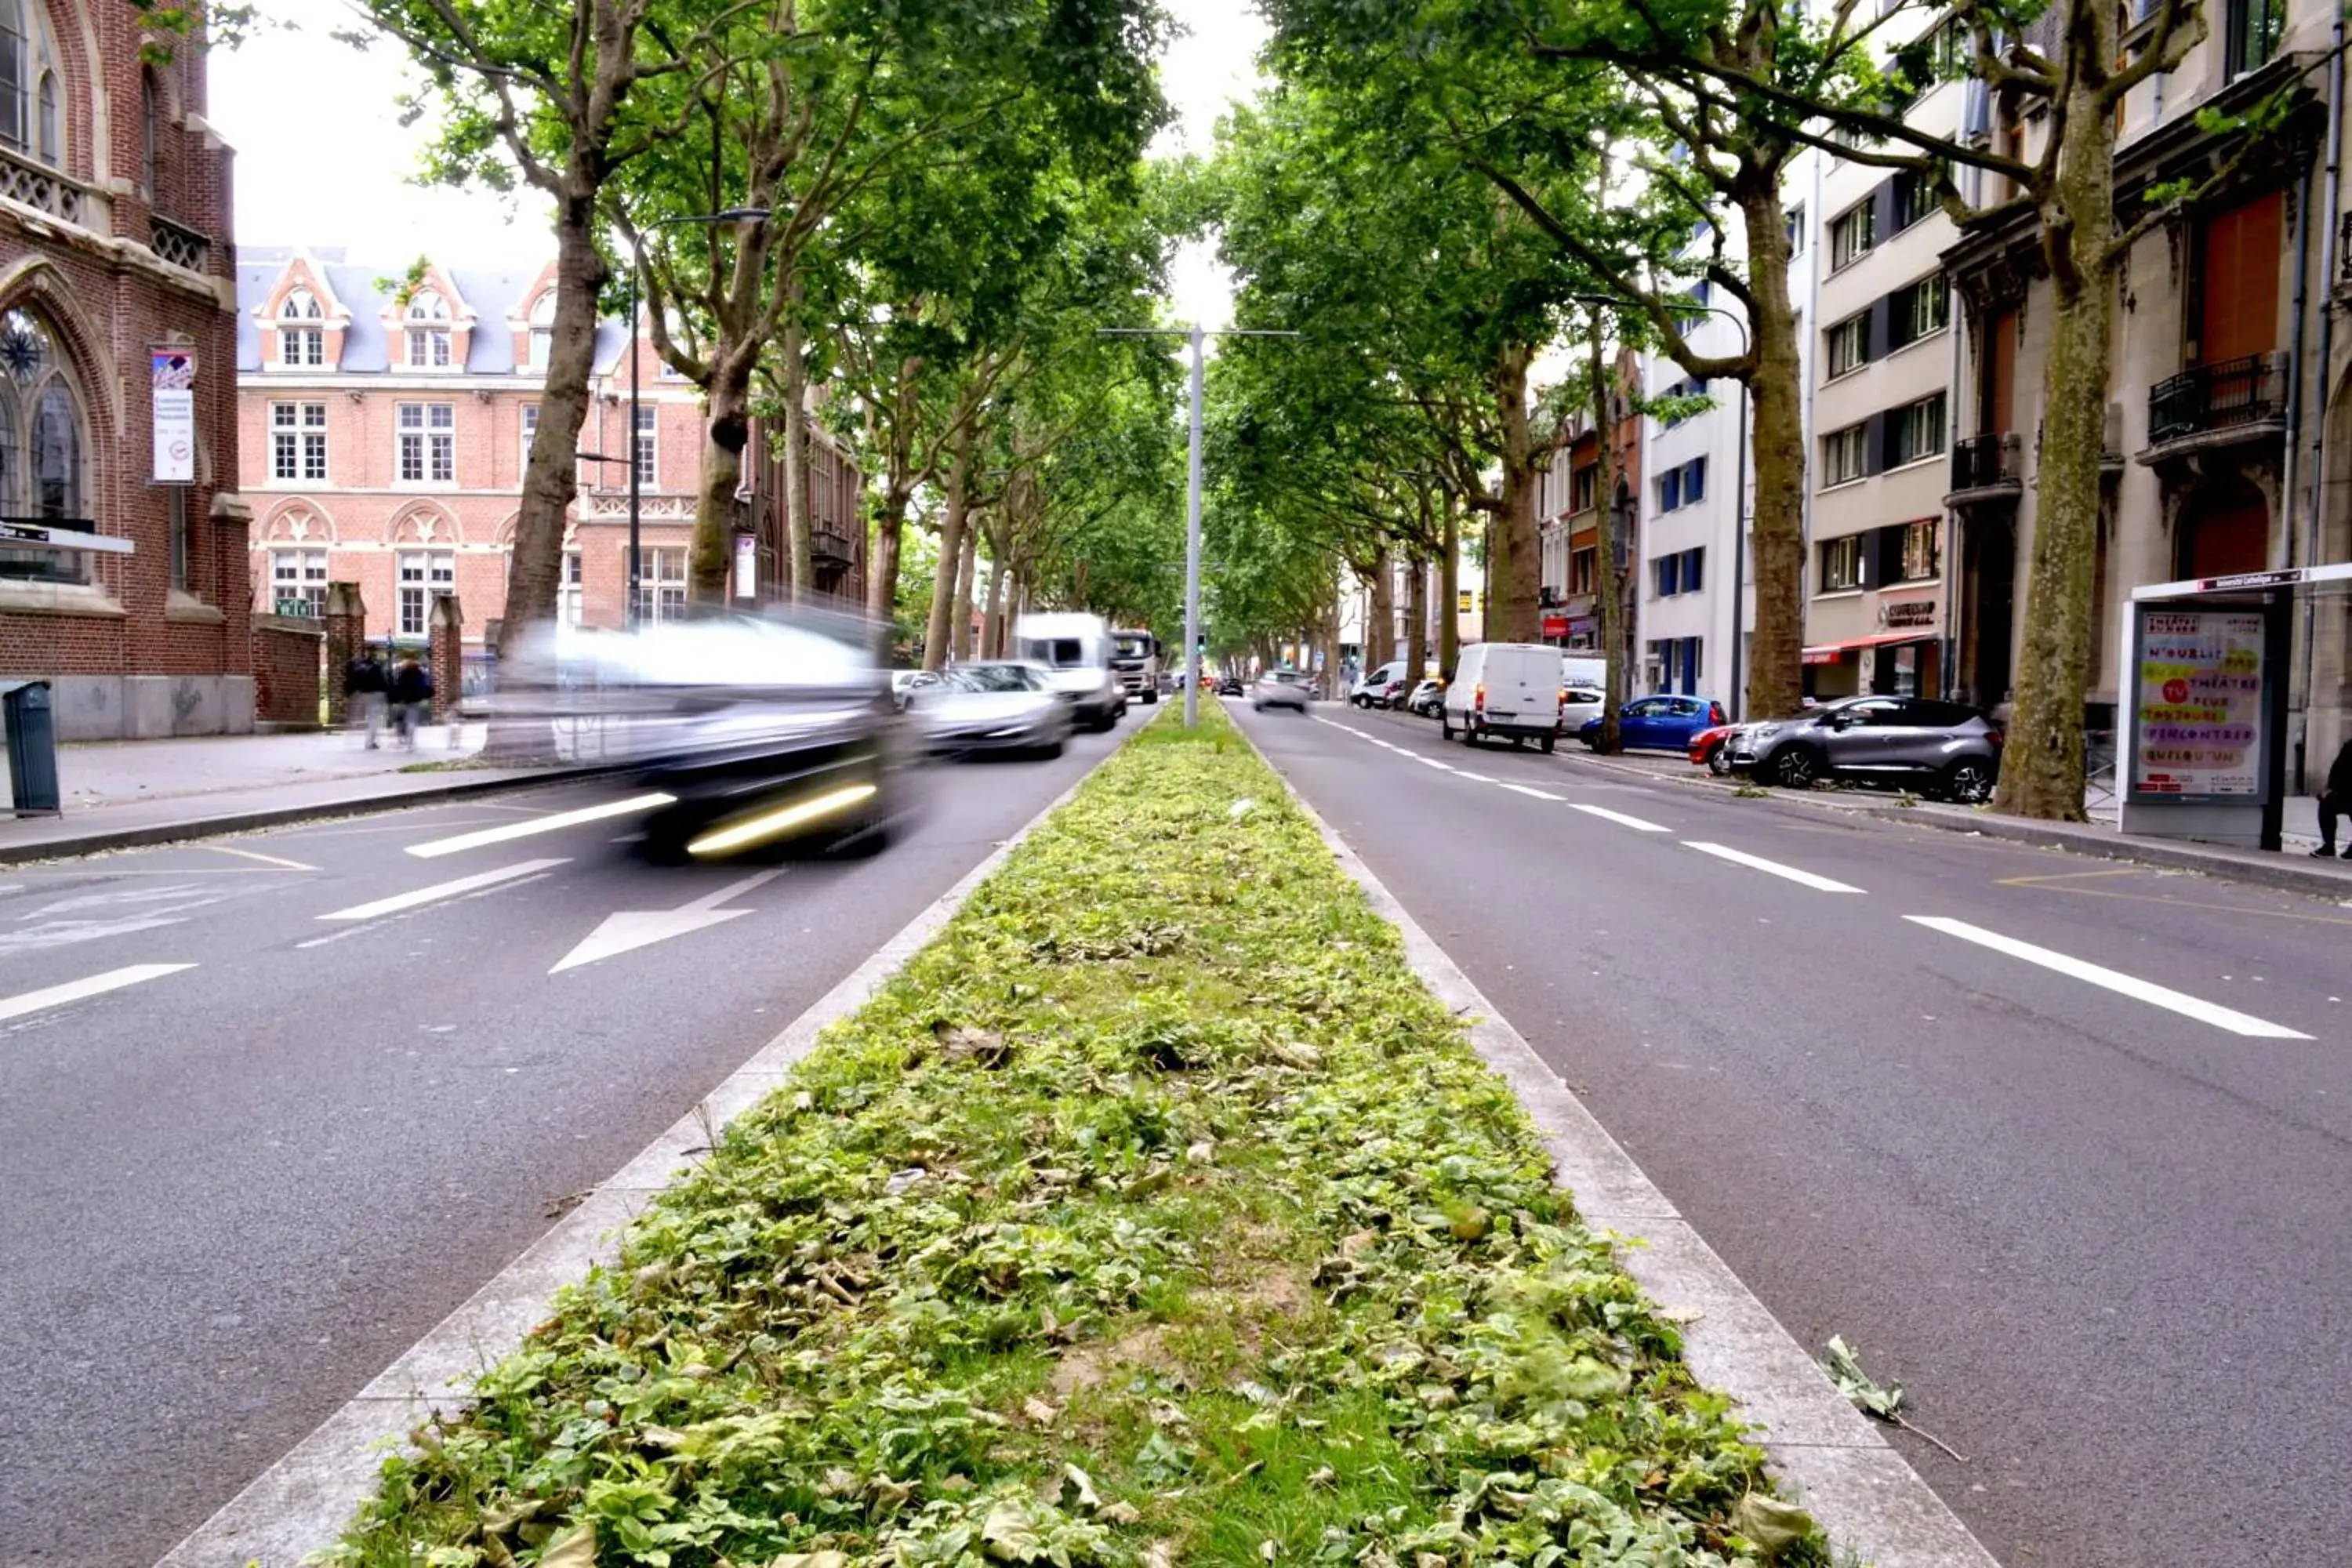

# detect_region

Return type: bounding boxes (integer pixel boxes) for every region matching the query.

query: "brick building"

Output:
[236,246,866,652]
[1,0,252,739]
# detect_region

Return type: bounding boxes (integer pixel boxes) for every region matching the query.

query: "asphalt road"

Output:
[1235,699,2352,1568]
[0,712,1140,1568]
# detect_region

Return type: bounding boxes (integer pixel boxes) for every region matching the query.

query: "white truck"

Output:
[1013,612,1127,731]
[1110,628,1161,705]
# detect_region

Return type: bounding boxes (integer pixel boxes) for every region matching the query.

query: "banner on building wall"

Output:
[735,533,757,599]
[151,349,196,483]
[2129,606,2267,800]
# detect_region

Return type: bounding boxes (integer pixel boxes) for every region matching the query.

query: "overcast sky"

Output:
[209,0,1265,327]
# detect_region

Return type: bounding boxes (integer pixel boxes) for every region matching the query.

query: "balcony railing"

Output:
[1949,432,2022,494]
[150,215,210,274]
[2147,352,2288,448]
[0,144,88,227]
[811,522,858,567]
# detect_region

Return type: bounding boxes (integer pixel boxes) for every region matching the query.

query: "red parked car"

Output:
[1689,723,1740,775]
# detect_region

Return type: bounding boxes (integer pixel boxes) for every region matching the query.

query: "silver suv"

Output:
[1730,696,2004,801]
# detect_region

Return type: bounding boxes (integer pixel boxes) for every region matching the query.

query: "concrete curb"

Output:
[0,766,635,867]
[1242,716,2002,1568]
[152,760,1108,1568]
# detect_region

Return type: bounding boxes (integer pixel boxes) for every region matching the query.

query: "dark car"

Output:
[1577,694,1729,753]
[1730,695,2004,800]
[1217,673,1246,696]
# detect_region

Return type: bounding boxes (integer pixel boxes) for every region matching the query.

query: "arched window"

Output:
[0,305,93,584]
[523,290,555,372]
[405,291,453,368]
[34,68,53,162]
[278,289,325,368]
[140,67,159,194]
[0,0,31,156]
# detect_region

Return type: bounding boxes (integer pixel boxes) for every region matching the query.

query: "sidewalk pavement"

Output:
[1570,742,2352,901]
[0,722,577,865]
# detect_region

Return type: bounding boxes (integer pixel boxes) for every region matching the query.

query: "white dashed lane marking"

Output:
[0,964,194,1024]
[318,859,570,922]
[1682,842,1865,893]
[406,793,675,859]
[1906,916,2312,1039]
[1501,783,1563,801]
[1569,804,1671,833]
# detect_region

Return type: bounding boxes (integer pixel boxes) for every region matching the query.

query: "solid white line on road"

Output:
[1454,770,1496,783]
[1413,756,1456,771]
[1570,803,1671,833]
[0,964,193,1024]
[1683,841,1864,893]
[318,859,570,922]
[405,793,674,858]
[1501,783,1564,801]
[1906,916,2314,1039]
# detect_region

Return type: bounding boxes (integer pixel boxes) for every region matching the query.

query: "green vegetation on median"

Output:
[332,704,1824,1568]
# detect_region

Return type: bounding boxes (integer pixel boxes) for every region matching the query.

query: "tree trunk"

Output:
[1735,172,1807,721]
[982,518,1012,656]
[867,484,910,641]
[1491,342,1542,641]
[1439,498,1461,675]
[1368,555,1396,669]
[691,360,753,604]
[1998,53,2119,821]
[921,429,974,671]
[1592,327,1627,753]
[781,285,815,608]
[499,187,607,660]
[1405,550,1429,688]
[952,520,980,662]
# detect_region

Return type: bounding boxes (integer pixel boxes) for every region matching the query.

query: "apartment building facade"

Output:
[1639,301,1751,702]
[2,0,252,738]
[1537,347,1642,656]
[1947,0,2352,786]
[238,247,866,650]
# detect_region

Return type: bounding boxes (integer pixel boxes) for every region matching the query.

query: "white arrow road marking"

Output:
[318,859,570,922]
[406,793,676,859]
[0,883,252,957]
[1570,804,1671,833]
[549,869,786,974]
[1501,783,1563,801]
[0,964,193,1024]
[1683,842,1864,893]
[1906,916,2313,1039]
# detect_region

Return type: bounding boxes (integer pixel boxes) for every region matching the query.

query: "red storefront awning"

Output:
[1801,631,1936,666]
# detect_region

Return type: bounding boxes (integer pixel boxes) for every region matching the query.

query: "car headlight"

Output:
[1748,723,1781,742]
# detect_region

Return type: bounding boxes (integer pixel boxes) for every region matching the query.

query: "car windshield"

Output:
[1113,634,1151,659]
[1566,688,1602,703]
[1266,670,1301,684]
[1018,637,1086,668]
[947,665,1041,693]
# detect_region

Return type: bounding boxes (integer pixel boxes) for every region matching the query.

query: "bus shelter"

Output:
[2118,561,2352,850]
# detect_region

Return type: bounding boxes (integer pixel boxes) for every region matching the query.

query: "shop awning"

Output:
[1801,630,1936,665]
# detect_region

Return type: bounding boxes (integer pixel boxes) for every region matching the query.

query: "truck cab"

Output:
[1110,629,1160,705]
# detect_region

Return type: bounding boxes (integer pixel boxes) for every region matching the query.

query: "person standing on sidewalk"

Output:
[343,644,389,750]
[387,653,434,749]
[2315,737,2352,858]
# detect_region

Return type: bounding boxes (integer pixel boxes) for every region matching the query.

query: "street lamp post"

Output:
[1570,294,1754,718]
[621,207,770,627]
[1100,324,1299,727]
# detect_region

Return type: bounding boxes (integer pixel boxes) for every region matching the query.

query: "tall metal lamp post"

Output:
[1570,294,1753,717]
[620,207,771,626]
[1099,324,1298,726]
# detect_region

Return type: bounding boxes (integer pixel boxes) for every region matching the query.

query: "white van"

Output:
[1014,612,1126,731]
[1443,641,1564,750]
[1561,655,1606,691]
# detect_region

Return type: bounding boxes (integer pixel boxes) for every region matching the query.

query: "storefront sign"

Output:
[1541,613,1567,638]
[1566,614,1595,637]
[151,349,196,483]
[2129,607,2266,799]
[1879,599,1936,630]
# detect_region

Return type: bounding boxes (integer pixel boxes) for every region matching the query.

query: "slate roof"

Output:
[236,246,628,376]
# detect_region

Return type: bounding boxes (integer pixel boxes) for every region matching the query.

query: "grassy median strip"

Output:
[332,705,1824,1568]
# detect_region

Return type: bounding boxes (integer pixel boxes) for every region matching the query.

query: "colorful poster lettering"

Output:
[2131,608,2265,798]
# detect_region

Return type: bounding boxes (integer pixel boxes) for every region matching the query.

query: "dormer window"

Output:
[405,292,453,369]
[278,289,325,368]
[523,291,554,372]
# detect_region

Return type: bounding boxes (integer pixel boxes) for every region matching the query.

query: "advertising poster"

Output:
[151,349,196,483]
[2130,607,2267,800]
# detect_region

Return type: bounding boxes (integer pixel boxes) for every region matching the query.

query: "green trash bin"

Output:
[3,680,60,815]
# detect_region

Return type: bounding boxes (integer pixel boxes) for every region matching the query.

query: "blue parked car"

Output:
[1577,693,1730,752]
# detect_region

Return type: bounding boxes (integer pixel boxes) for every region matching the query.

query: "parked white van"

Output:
[1013,612,1126,731]
[1443,641,1564,750]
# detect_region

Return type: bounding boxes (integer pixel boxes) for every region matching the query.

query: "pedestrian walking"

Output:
[387,652,434,749]
[343,644,388,749]
[2314,736,2352,858]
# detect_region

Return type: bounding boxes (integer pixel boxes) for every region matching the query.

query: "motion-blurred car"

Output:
[911,661,1073,758]
[1729,696,2003,800]
[1404,677,1444,717]
[498,612,903,861]
[1576,694,1730,753]
[890,669,942,711]
[1252,669,1311,712]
